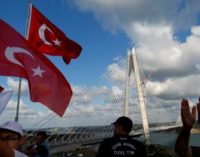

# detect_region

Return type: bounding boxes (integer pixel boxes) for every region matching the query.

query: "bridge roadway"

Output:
[48,125,181,155]
[49,131,143,154]
[49,138,102,154]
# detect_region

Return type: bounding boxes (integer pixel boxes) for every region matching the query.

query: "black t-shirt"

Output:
[96,135,147,157]
[192,146,200,157]
[35,144,49,157]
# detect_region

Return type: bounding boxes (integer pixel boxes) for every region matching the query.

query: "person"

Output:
[0,121,28,157]
[25,131,49,157]
[96,116,147,157]
[175,98,200,157]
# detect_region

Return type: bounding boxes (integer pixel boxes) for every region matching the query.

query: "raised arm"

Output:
[175,99,196,157]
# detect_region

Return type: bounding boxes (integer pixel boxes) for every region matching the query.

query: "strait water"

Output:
[135,132,200,148]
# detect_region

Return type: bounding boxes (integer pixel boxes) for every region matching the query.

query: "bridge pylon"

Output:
[124,48,151,144]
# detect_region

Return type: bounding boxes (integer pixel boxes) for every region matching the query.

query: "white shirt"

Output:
[14,149,28,157]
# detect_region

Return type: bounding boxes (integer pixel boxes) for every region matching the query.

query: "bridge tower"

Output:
[124,48,151,144]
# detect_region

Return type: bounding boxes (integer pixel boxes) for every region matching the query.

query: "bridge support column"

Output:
[124,48,151,144]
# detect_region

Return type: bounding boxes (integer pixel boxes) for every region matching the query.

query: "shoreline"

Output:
[191,128,200,134]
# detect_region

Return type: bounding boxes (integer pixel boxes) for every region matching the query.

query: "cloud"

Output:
[70,0,200,95]
[105,63,126,82]
[72,0,200,33]
[6,77,29,95]
[135,24,200,81]
[146,74,200,99]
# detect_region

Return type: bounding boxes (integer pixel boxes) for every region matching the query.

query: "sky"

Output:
[0,0,200,129]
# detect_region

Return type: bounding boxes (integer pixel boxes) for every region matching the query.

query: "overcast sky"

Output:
[1,0,200,129]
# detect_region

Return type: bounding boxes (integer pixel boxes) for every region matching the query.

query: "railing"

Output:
[24,123,182,156]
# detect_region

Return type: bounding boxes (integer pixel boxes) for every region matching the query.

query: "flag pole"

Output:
[15,0,32,122]
[15,78,22,122]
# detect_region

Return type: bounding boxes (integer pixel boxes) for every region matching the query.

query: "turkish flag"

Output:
[28,4,82,64]
[0,19,72,116]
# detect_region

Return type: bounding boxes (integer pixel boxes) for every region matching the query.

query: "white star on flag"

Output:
[53,38,61,46]
[32,66,45,77]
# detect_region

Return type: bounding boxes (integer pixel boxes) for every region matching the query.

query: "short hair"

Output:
[113,116,133,133]
[36,131,47,139]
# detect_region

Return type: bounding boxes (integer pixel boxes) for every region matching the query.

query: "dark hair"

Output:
[36,131,47,139]
[114,116,133,133]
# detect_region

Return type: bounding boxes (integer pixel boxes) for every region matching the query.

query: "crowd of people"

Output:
[0,121,28,157]
[0,121,49,157]
[0,97,200,157]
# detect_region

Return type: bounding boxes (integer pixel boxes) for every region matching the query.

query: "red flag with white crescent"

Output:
[0,19,72,116]
[28,4,82,64]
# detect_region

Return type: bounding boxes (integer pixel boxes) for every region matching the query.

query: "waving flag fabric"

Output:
[0,90,13,115]
[28,4,82,64]
[0,19,72,116]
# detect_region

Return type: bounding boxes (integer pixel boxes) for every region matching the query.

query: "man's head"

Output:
[0,121,25,150]
[35,131,47,145]
[113,116,133,135]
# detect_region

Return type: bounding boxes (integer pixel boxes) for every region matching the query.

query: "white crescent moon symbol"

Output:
[39,24,53,45]
[5,47,34,67]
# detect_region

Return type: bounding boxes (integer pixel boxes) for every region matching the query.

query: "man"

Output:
[175,98,200,157]
[25,131,49,157]
[96,116,147,157]
[0,121,28,157]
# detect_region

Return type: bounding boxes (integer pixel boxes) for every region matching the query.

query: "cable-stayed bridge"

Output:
[19,48,184,156]
[23,122,182,155]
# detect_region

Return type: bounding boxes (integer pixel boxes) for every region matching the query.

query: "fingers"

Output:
[192,106,197,119]
[180,98,197,129]
[181,98,196,120]
[181,99,189,109]
[197,98,200,123]
[181,99,197,118]
[181,99,190,115]
[197,99,200,112]
[181,99,190,123]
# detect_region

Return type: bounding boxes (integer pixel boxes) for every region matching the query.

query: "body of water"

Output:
[135,132,200,148]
